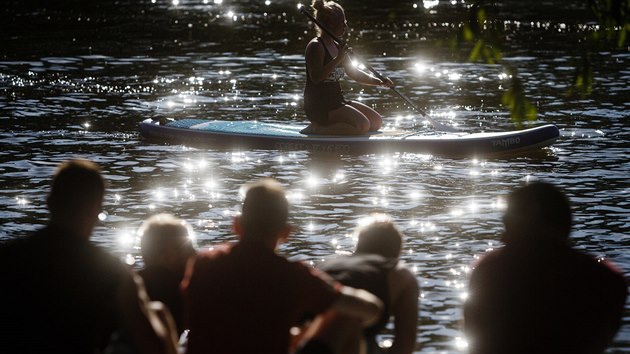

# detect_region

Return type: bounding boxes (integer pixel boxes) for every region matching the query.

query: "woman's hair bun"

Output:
[311,0,325,11]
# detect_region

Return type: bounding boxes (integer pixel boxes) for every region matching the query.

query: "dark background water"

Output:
[1,0,629,352]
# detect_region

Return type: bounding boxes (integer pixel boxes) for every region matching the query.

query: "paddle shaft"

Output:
[300,6,455,131]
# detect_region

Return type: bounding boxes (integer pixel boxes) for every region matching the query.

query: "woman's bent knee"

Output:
[355,119,371,134]
[329,107,371,134]
[368,116,382,131]
[347,102,382,132]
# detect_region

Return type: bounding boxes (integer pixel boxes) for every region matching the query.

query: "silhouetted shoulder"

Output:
[469,248,506,275]
[570,250,627,298]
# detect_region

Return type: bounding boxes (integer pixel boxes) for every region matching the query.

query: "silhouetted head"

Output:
[502,181,572,248]
[139,213,196,272]
[236,178,290,246]
[355,214,403,259]
[311,0,347,37]
[46,159,105,239]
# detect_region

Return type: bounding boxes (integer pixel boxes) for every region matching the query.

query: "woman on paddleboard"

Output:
[303,0,394,135]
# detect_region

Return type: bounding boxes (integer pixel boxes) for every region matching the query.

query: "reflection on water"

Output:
[1,0,629,352]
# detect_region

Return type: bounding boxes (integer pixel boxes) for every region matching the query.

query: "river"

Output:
[1,0,628,352]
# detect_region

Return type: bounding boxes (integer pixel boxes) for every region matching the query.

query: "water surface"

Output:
[1,1,629,352]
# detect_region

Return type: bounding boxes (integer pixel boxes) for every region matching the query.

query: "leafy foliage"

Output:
[449,0,628,125]
[570,0,629,97]
[588,0,630,46]
[501,69,538,128]
[569,53,594,97]
[452,1,536,126]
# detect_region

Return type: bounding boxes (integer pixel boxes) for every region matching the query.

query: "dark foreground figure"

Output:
[0,159,177,354]
[317,215,419,354]
[464,181,627,354]
[182,178,382,354]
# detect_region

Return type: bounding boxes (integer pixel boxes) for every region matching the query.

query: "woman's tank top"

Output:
[303,38,346,124]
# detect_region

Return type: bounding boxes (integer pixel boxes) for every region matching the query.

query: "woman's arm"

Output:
[388,266,419,354]
[344,57,394,88]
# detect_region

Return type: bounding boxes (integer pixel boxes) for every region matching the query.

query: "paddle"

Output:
[298,4,458,132]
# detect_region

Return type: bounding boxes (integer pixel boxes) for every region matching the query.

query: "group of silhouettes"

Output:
[0,159,626,354]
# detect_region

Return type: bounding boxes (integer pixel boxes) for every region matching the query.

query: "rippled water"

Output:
[1,1,629,352]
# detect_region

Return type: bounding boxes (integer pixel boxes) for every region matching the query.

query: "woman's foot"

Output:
[300,124,317,135]
[301,122,369,136]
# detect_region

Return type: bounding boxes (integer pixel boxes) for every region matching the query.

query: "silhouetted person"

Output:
[296,215,418,354]
[0,159,177,354]
[181,178,383,354]
[464,181,627,354]
[138,213,196,335]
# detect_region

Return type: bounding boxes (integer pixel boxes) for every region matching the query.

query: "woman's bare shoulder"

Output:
[306,38,324,52]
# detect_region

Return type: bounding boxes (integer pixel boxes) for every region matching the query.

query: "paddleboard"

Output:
[139,118,560,157]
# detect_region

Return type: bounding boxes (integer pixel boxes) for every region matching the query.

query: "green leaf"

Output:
[502,91,513,107]
[526,103,537,121]
[617,26,627,47]
[477,8,486,24]
[469,40,484,61]
[463,26,474,42]
[575,74,584,88]
[493,47,503,61]
[591,31,601,41]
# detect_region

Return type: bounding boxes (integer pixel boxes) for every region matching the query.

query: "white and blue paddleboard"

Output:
[139,118,560,157]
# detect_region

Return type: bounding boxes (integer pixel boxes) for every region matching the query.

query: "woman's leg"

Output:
[347,101,383,132]
[322,104,371,135]
[303,104,371,135]
[302,103,377,136]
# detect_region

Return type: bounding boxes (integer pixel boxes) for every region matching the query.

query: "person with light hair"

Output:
[138,213,196,335]
[296,214,419,354]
